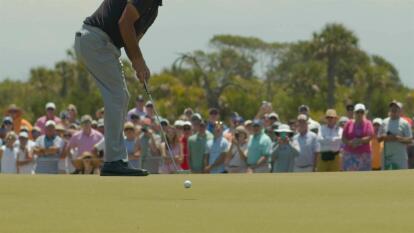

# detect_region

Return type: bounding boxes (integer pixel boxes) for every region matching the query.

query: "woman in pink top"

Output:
[159,126,183,174]
[341,103,374,171]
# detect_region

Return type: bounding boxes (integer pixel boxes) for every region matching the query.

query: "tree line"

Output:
[1,23,413,123]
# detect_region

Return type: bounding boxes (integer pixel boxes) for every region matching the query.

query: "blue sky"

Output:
[1,0,413,87]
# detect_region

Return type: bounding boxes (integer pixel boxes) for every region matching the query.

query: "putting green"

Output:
[0,171,413,233]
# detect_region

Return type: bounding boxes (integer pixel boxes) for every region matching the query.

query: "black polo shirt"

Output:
[84,0,161,49]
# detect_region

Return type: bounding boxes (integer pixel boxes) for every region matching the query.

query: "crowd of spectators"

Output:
[1,96,414,175]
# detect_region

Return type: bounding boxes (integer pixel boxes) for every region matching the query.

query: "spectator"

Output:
[293,114,320,172]
[124,122,139,169]
[204,121,230,173]
[144,101,155,120]
[188,120,213,173]
[207,108,220,133]
[317,109,342,172]
[130,113,141,126]
[287,119,297,133]
[95,107,104,120]
[190,113,203,133]
[244,120,253,135]
[35,102,62,134]
[180,121,192,171]
[341,103,374,171]
[338,117,349,129]
[246,119,272,173]
[225,126,249,173]
[127,95,146,121]
[298,105,321,135]
[0,132,18,173]
[97,119,105,135]
[33,120,64,174]
[379,101,413,170]
[65,115,103,174]
[408,132,414,169]
[371,118,384,171]
[224,113,244,142]
[16,132,35,174]
[6,104,33,134]
[183,108,194,121]
[271,124,300,173]
[66,104,80,126]
[31,126,42,142]
[345,104,354,120]
[136,124,161,174]
[1,117,14,142]
[160,126,183,174]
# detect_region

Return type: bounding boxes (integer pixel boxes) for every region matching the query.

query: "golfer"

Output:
[74,0,162,176]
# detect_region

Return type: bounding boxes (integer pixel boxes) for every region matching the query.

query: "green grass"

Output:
[1,171,414,233]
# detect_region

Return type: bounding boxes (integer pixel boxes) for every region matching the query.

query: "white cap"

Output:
[183,121,192,127]
[268,112,279,120]
[45,120,56,127]
[174,120,185,127]
[373,118,383,125]
[45,102,56,110]
[18,132,29,138]
[275,124,293,133]
[354,103,366,112]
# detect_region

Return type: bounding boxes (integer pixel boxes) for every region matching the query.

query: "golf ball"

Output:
[184,180,192,188]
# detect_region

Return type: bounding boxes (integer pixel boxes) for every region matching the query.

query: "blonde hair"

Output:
[5,131,17,141]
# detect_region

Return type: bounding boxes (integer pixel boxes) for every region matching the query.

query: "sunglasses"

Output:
[355,110,365,114]
[183,126,192,131]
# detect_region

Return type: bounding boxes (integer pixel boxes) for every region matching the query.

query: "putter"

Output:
[142,79,187,173]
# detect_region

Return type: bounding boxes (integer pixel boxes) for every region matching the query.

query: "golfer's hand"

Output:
[132,58,150,83]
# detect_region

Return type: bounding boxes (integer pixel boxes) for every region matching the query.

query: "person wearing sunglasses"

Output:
[341,103,374,171]
[318,109,342,172]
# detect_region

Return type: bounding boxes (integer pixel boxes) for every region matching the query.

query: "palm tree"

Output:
[312,23,359,108]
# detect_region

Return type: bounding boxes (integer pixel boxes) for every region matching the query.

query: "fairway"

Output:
[1,171,414,233]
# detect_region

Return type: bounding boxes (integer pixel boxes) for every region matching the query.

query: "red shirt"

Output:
[180,136,189,170]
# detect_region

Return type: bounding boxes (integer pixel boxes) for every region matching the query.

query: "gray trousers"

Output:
[74,24,129,162]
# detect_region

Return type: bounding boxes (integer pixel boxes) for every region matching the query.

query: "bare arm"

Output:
[118,3,149,82]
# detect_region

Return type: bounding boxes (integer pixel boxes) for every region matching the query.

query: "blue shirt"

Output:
[206,136,229,173]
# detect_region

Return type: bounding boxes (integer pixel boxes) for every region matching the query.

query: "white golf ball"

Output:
[184,180,192,189]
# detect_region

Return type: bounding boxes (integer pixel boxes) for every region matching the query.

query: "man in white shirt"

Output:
[317,109,342,172]
[293,114,321,172]
[298,105,321,136]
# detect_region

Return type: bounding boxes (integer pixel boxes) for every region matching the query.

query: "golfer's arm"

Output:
[119,3,143,63]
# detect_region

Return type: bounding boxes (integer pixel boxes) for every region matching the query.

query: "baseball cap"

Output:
[252,119,262,126]
[297,114,308,121]
[191,113,202,121]
[298,105,310,112]
[244,120,252,127]
[275,124,293,133]
[45,120,56,128]
[373,118,383,125]
[183,121,192,127]
[3,116,13,124]
[354,103,366,112]
[389,100,403,109]
[160,118,170,126]
[81,115,93,124]
[174,120,185,127]
[45,102,56,110]
[145,101,153,107]
[325,109,338,118]
[136,95,144,102]
[124,122,135,130]
[32,126,41,133]
[338,116,349,124]
[268,112,279,120]
[18,132,29,139]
